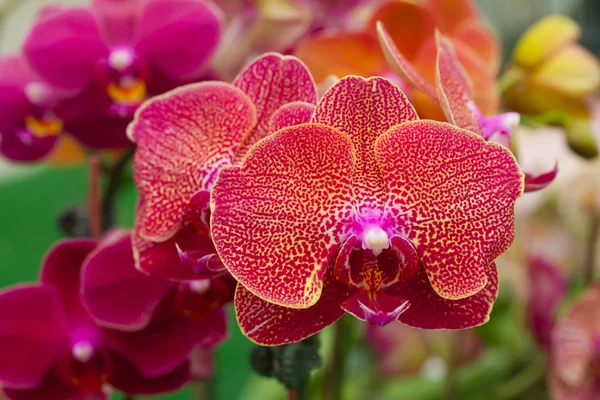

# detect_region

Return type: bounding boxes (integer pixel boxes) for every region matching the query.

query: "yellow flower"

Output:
[502,15,600,158]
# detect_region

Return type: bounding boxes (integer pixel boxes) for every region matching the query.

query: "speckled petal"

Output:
[312,76,418,214]
[435,34,481,134]
[234,268,348,345]
[129,82,257,242]
[375,120,523,299]
[211,124,355,308]
[376,22,438,102]
[388,263,499,329]
[233,53,317,158]
[524,163,558,193]
[269,101,315,133]
[133,205,220,281]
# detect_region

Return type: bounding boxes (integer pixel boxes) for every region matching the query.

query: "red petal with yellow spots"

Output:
[295,33,385,84]
[436,35,482,135]
[233,53,317,158]
[376,22,438,102]
[234,267,348,345]
[312,76,418,214]
[269,101,316,133]
[133,204,221,281]
[211,124,355,308]
[375,120,523,299]
[388,263,499,329]
[129,82,257,242]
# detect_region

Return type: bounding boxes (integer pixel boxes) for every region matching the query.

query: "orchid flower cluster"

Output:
[1,0,599,399]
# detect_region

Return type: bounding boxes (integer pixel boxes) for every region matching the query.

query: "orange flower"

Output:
[295,0,499,119]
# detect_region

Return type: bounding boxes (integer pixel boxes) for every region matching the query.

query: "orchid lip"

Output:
[359,299,410,326]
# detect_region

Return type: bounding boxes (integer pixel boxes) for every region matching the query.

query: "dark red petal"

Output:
[524,163,558,192]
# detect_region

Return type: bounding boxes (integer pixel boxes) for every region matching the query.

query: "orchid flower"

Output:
[210,74,523,345]
[128,53,317,281]
[377,24,558,193]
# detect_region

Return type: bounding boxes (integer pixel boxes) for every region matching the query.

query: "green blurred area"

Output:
[0,167,256,400]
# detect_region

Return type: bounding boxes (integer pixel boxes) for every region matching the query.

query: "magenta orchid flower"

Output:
[526,256,567,350]
[377,23,558,193]
[0,56,66,162]
[210,74,523,345]
[0,235,209,400]
[128,53,317,281]
[550,284,600,400]
[20,0,221,150]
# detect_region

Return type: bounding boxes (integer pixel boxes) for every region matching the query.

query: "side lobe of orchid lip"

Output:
[210,123,355,308]
[234,267,348,345]
[524,163,559,193]
[375,120,523,299]
[341,291,410,327]
[129,81,257,242]
[376,21,438,102]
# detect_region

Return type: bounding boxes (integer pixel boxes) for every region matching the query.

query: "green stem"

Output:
[101,148,135,226]
[494,358,545,400]
[497,67,524,94]
[583,214,600,285]
[323,317,351,400]
[191,380,209,400]
[443,332,460,400]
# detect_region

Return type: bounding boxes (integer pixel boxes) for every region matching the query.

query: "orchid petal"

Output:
[211,124,355,308]
[387,263,499,329]
[453,19,500,75]
[0,134,58,163]
[524,163,559,193]
[40,239,98,326]
[82,231,172,331]
[233,53,317,157]
[513,15,581,69]
[312,76,418,214]
[376,22,438,102]
[295,33,385,83]
[0,285,70,388]
[93,0,143,43]
[189,190,211,236]
[23,8,109,92]
[435,34,481,134]
[532,44,600,97]
[129,82,257,242]
[341,291,410,326]
[369,2,435,61]
[109,355,190,395]
[134,0,222,80]
[234,268,348,345]
[133,207,220,281]
[424,0,479,33]
[269,101,315,133]
[375,120,523,299]
[3,366,83,400]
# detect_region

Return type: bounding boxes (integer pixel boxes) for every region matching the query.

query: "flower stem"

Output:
[191,380,209,400]
[101,148,135,227]
[443,332,461,400]
[497,67,524,94]
[88,154,102,240]
[323,317,351,400]
[583,214,600,285]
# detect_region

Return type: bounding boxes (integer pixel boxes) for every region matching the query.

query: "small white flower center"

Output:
[109,49,134,72]
[362,226,389,255]
[190,280,211,294]
[24,82,49,105]
[72,341,94,363]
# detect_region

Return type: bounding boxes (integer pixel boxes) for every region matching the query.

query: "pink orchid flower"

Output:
[128,53,317,281]
[210,74,523,345]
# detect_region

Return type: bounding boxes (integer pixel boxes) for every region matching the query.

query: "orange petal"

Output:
[210,124,355,308]
[375,120,523,299]
[368,1,435,61]
[452,18,500,75]
[46,134,86,166]
[294,32,385,83]
[532,44,600,97]
[513,15,581,70]
[424,0,479,33]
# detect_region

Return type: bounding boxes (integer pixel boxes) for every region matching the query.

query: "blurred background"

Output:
[0,0,599,399]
